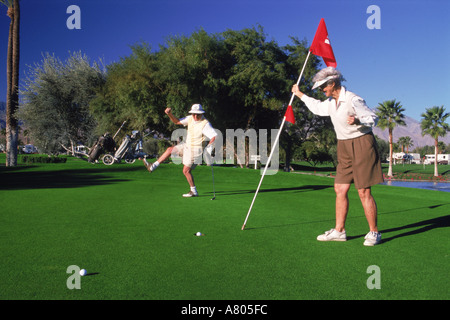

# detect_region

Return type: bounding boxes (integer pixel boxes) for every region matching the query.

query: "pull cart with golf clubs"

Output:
[101,130,146,165]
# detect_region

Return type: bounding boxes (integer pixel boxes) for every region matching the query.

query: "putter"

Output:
[211,164,216,200]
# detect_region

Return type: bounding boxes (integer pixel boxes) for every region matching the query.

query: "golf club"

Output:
[211,164,216,200]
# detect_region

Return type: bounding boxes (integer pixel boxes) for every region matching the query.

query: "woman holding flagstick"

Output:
[292,67,384,246]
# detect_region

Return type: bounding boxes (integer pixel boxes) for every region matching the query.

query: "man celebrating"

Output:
[292,67,384,246]
[143,104,217,198]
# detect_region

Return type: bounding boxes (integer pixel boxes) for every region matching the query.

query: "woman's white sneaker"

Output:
[363,231,382,246]
[317,229,347,241]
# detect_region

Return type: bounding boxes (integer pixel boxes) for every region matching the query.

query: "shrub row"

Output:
[21,156,67,164]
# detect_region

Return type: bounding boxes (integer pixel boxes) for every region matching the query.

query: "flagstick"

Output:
[290,51,311,103]
[241,117,286,230]
[241,51,311,231]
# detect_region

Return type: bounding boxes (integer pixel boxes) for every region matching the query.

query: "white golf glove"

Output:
[204,144,214,165]
[206,144,213,156]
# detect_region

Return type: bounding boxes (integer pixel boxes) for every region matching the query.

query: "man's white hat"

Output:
[189,104,205,114]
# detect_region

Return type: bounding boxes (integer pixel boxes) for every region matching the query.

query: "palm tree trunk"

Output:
[434,139,439,177]
[5,0,20,167]
[388,129,393,177]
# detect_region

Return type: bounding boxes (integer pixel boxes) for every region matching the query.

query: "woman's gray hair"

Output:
[313,67,343,87]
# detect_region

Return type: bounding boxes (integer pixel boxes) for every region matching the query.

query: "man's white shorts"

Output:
[171,142,203,169]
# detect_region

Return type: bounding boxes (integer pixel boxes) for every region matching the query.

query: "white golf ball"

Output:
[196,232,202,236]
[79,269,87,276]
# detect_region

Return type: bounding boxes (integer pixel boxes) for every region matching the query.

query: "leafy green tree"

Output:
[420,105,450,176]
[412,145,434,159]
[153,29,231,132]
[278,37,329,170]
[220,26,288,130]
[91,30,231,137]
[444,143,450,154]
[90,43,164,136]
[18,52,105,154]
[376,99,406,176]
[301,127,336,167]
[375,135,389,162]
[89,26,326,169]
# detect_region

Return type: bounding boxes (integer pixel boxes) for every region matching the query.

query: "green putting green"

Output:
[1,155,448,300]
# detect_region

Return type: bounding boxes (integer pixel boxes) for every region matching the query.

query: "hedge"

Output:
[21,156,67,164]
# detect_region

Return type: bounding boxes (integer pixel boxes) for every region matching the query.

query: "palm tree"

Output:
[376,99,406,177]
[397,136,407,153]
[437,141,446,155]
[397,136,414,163]
[402,136,414,154]
[420,106,450,176]
[1,0,20,166]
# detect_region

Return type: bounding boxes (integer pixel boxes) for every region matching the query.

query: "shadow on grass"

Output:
[205,185,332,197]
[347,203,450,242]
[289,163,336,172]
[380,214,450,243]
[0,166,143,190]
[244,202,450,239]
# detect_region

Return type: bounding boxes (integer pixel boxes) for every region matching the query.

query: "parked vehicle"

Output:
[22,144,37,154]
[424,154,450,165]
[409,153,421,164]
[392,152,420,164]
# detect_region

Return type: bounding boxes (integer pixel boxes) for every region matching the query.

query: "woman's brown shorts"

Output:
[335,133,384,189]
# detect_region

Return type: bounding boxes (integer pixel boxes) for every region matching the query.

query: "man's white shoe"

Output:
[182,191,198,198]
[363,231,382,246]
[143,158,153,172]
[317,229,347,241]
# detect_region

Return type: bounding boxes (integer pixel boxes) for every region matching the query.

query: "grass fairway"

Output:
[1,155,449,301]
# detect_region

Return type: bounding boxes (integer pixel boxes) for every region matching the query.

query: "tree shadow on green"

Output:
[0,166,142,190]
[206,185,332,197]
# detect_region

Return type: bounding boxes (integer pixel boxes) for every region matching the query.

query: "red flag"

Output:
[285,105,295,124]
[310,18,337,68]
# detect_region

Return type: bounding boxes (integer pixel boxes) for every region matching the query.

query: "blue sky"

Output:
[1,0,449,121]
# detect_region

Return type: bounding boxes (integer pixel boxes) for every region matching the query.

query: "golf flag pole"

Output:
[241,18,336,230]
[241,117,285,230]
[241,51,311,231]
[289,51,311,105]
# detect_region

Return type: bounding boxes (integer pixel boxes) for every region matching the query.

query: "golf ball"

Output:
[196,232,202,236]
[79,269,87,276]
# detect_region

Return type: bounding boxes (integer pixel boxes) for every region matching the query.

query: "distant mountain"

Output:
[373,115,450,148]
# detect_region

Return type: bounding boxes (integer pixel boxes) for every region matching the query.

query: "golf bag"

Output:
[88,133,115,163]
[102,130,142,165]
[114,134,133,161]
